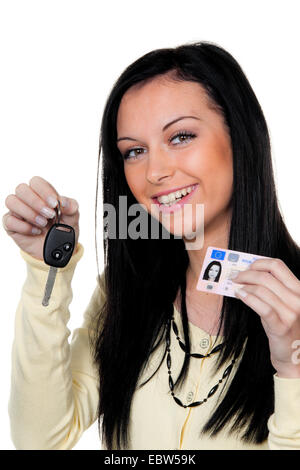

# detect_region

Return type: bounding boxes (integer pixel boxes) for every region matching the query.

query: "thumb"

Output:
[59,197,79,216]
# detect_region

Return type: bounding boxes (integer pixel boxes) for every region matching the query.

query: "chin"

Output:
[166,219,205,250]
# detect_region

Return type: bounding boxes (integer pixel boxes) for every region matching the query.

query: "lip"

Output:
[151,183,198,199]
[152,184,199,214]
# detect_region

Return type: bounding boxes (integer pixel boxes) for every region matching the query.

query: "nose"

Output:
[145,145,175,185]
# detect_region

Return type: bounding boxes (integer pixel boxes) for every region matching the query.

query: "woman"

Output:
[203,261,222,282]
[4,41,300,450]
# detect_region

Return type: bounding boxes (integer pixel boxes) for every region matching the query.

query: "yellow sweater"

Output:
[8,243,300,450]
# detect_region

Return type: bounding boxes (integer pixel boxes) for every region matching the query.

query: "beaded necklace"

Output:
[166,315,236,408]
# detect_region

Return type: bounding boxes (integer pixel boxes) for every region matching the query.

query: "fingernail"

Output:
[32,227,42,235]
[46,196,58,208]
[60,197,69,208]
[235,288,247,298]
[230,271,239,279]
[40,207,56,218]
[35,215,48,227]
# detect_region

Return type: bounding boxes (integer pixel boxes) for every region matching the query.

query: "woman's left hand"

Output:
[232,258,300,378]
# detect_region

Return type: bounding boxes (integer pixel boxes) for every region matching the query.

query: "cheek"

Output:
[211,155,233,198]
[124,166,145,202]
[193,140,233,201]
[124,167,136,195]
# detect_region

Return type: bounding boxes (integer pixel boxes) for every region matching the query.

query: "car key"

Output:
[42,200,75,306]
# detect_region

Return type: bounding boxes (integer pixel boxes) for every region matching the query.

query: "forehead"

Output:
[116,76,212,128]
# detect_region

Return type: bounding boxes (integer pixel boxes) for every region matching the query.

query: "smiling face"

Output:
[116,72,233,242]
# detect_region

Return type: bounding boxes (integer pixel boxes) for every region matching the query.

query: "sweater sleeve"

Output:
[8,243,106,450]
[267,374,300,449]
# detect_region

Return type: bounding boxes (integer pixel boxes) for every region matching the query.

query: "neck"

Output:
[175,208,232,334]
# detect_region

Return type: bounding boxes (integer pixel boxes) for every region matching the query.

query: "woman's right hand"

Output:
[2,176,80,261]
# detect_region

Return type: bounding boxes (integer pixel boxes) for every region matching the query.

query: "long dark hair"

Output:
[89,41,300,450]
[203,261,222,282]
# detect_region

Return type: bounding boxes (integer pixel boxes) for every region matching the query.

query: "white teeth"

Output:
[157,185,196,205]
[159,195,170,204]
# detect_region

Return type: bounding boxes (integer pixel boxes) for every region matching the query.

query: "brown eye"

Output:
[170,131,196,145]
[123,147,146,161]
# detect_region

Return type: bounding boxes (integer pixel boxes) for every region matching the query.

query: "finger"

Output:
[10,211,25,221]
[248,258,300,296]
[5,194,50,229]
[59,196,79,217]
[235,287,284,334]
[235,284,296,328]
[29,176,59,209]
[3,212,43,235]
[15,183,57,220]
[29,176,78,218]
[233,269,300,314]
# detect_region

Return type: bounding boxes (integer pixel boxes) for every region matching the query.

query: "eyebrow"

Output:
[116,115,201,143]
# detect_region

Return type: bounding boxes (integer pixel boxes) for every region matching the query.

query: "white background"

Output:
[0,0,299,450]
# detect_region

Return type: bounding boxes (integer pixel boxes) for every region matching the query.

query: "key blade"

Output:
[42,266,58,306]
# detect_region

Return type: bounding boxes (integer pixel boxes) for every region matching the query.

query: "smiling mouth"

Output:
[152,183,199,214]
[153,184,198,207]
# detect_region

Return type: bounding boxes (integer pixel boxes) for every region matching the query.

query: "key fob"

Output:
[43,223,75,268]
